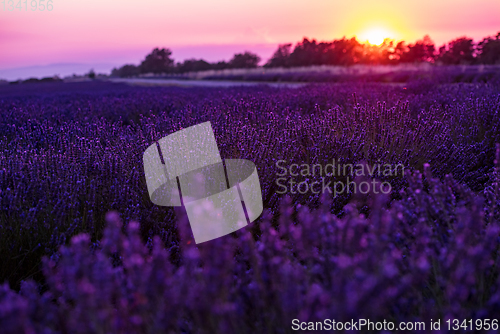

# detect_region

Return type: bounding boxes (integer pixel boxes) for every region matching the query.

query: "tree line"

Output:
[111,32,500,77]
[111,50,261,77]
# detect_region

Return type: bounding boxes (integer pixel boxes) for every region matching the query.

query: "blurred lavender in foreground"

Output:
[0,147,499,332]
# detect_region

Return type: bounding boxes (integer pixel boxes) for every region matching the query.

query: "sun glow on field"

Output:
[359,27,394,45]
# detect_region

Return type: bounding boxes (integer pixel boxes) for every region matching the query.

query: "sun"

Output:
[359,27,393,45]
[367,30,385,45]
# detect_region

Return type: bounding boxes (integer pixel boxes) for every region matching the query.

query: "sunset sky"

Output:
[1,0,499,79]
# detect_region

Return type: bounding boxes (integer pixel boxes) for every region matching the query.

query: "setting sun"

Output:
[359,27,393,45]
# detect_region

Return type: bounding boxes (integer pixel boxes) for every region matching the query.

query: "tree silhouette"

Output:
[110,32,500,75]
[229,51,261,68]
[437,37,475,65]
[140,48,174,74]
[212,61,230,70]
[289,38,321,66]
[400,36,436,63]
[265,44,292,68]
[477,32,500,64]
[87,69,96,79]
[330,37,363,65]
[176,59,212,73]
[111,64,140,78]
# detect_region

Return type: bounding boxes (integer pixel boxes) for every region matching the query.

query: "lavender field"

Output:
[1,78,500,332]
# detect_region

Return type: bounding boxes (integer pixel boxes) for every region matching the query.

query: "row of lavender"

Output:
[0,81,499,331]
[2,162,500,333]
[203,65,500,84]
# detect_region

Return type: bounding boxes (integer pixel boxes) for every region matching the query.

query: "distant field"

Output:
[108,77,308,88]
[136,64,500,84]
[172,63,437,79]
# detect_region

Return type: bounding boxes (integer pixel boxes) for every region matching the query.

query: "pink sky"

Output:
[0,0,499,77]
